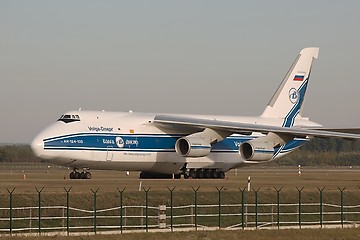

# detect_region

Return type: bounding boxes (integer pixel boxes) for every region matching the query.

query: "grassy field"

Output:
[1,166,360,211]
[0,165,359,239]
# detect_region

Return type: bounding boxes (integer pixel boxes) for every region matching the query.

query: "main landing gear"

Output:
[69,168,91,179]
[183,169,225,179]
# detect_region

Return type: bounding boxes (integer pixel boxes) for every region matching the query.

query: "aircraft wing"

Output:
[154,115,360,139]
[307,128,360,134]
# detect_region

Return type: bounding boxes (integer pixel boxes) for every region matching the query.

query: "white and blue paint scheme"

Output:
[31,48,360,179]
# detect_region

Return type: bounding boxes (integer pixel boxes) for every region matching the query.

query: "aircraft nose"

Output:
[31,135,44,157]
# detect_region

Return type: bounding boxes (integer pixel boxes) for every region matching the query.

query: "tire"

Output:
[218,171,225,179]
[189,169,196,179]
[75,171,81,179]
[69,172,75,179]
[196,169,204,179]
[204,170,211,179]
[85,172,91,179]
[184,174,189,179]
[211,170,218,179]
[80,172,85,179]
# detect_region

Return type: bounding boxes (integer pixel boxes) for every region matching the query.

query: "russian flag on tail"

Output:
[293,74,305,81]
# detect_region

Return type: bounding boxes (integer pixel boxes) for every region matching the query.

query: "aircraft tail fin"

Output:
[261,47,319,127]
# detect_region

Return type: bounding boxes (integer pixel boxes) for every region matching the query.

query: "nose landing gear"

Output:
[69,168,91,179]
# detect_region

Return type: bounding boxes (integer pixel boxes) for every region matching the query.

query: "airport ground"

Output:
[0,164,360,239]
[1,165,360,213]
[0,164,359,193]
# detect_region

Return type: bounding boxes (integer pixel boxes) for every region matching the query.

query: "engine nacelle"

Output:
[240,140,275,161]
[175,136,211,157]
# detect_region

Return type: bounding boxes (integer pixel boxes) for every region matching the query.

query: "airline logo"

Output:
[289,88,299,104]
[293,74,305,81]
[116,137,125,148]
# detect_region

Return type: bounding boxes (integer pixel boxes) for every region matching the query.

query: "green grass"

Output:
[0,166,360,237]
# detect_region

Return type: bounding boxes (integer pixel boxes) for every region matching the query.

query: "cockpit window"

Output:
[58,114,81,123]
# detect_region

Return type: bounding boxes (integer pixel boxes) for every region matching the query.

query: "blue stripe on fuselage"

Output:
[43,133,308,155]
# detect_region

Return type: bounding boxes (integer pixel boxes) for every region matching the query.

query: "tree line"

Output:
[0,145,39,163]
[278,138,360,166]
[1,138,360,166]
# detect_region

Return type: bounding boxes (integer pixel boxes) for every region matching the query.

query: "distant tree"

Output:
[0,145,40,162]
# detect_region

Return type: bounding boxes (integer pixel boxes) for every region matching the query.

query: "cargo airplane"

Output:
[31,47,360,179]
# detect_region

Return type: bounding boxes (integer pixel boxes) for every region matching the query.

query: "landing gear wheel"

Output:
[211,170,218,179]
[189,169,196,179]
[84,172,91,179]
[75,171,81,179]
[196,169,204,179]
[218,171,225,179]
[69,168,91,180]
[204,169,211,179]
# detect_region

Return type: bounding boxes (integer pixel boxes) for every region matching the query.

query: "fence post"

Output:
[29,208,32,233]
[143,187,151,232]
[167,187,176,232]
[239,188,246,229]
[64,187,72,236]
[338,187,346,228]
[296,187,304,229]
[35,187,44,235]
[191,186,200,230]
[91,188,99,234]
[6,188,15,236]
[317,187,325,228]
[117,187,126,233]
[216,186,224,229]
[252,188,260,229]
[275,187,283,229]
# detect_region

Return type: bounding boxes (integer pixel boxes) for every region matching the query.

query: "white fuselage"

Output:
[31,110,320,174]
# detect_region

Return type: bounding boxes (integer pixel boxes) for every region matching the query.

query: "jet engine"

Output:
[175,136,211,157]
[239,140,275,161]
[239,132,291,162]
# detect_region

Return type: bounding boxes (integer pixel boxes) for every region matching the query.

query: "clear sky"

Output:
[1,1,360,143]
